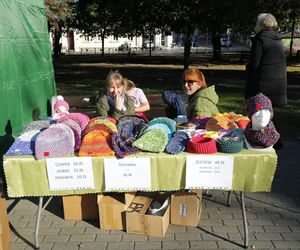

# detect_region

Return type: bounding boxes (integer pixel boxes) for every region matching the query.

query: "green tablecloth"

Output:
[3,149,277,197]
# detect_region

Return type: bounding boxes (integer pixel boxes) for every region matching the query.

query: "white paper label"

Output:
[46,157,95,191]
[104,157,151,191]
[185,155,234,190]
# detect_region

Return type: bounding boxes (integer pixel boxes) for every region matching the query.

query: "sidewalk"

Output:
[6,138,300,250]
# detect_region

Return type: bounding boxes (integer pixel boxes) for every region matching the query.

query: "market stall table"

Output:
[4,149,277,249]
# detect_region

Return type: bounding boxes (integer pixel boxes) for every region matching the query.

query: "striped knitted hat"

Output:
[35,123,75,160]
[79,129,115,156]
[133,129,168,153]
[84,119,117,136]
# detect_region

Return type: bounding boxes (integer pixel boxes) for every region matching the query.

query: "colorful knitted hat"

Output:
[111,116,147,158]
[84,119,117,136]
[133,129,168,153]
[216,137,244,153]
[186,135,217,154]
[205,115,238,131]
[148,117,176,134]
[5,130,40,156]
[54,96,69,113]
[165,131,189,154]
[245,92,273,119]
[57,113,90,131]
[60,119,82,151]
[245,121,280,148]
[35,123,75,160]
[79,129,115,156]
[22,120,52,133]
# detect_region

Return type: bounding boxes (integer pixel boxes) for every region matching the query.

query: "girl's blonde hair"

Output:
[255,13,278,34]
[182,68,207,89]
[106,70,124,87]
[124,78,135,91]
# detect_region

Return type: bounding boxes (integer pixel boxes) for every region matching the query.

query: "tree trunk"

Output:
[53,25,62,59]
[183,26,194,70]
[212,32,221,61]
[101,33,105,56]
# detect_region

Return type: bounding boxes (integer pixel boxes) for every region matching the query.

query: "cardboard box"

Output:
[98,192,135,230]
[62,194,98,220]
[126,192,170,237]
[0,196,10,250]
[171,190,202,226]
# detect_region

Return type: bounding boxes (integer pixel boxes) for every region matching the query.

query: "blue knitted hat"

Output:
[5,130,40,156]
[148,117,176,134]
[133,129,168,153]
[165,131,189,154]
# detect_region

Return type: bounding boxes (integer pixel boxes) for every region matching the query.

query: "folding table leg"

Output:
[34,196,53,249]
[240,192,249,248]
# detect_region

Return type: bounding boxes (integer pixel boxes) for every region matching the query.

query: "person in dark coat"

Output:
[245,13,287,107]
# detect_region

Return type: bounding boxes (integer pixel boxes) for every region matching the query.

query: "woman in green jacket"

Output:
[96,71,135,120]
[182,68,219,118]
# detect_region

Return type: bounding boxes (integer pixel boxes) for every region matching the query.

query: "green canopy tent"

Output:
[0,0,56,139]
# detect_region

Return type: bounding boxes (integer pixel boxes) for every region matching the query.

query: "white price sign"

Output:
[104,157,151,191]
[46,157,95,191]
[185,155,234,190]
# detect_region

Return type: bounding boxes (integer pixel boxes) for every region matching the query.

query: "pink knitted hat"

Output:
[57,113,90,131]
[54,99,69,113]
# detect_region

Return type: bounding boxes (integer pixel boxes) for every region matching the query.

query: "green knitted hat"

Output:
[133,129,168,153]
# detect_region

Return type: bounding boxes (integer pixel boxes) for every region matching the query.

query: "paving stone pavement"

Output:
[5,138,300,249]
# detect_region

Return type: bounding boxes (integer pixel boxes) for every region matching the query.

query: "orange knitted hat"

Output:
[79,130,115,156]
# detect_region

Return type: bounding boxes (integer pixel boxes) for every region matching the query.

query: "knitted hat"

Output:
[148,117,176,134]
[57,113,90,131]
[111,116,147,158]
[54,96,69,113]
[216,137,244,153]
[190,116,210,129]
[22,120,52,133]
[84,119,117,136]
[244,121,280,148]
[237,119,250,129]
[60,119,82,151]
[35,123,75,160]
[133,129,168,153]
[245,92,273,119]
[186,135,217,154]
[5,130,40,156]
[165,131,189,154]
[146,123,172,140]
[79,130,115,156]
[205,116,238,131]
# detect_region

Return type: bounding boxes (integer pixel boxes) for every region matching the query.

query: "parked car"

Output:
[220,35,231,47]
[118,42,129,51]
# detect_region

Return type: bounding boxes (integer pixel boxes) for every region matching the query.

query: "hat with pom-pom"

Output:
[133,129,168,153]
[165,131,189,154]
[54,95,69,113]
[245,92,273,119]
[35,123,75,160]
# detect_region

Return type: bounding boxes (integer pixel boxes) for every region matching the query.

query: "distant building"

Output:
[51,30,173,53]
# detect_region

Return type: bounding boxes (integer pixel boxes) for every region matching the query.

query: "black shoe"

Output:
[273,139,283,150]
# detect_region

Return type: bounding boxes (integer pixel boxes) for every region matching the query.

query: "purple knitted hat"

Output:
[35,123,75,160]
[245,121,280,148]
[60,119,82,151]
[245,93,273,119]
